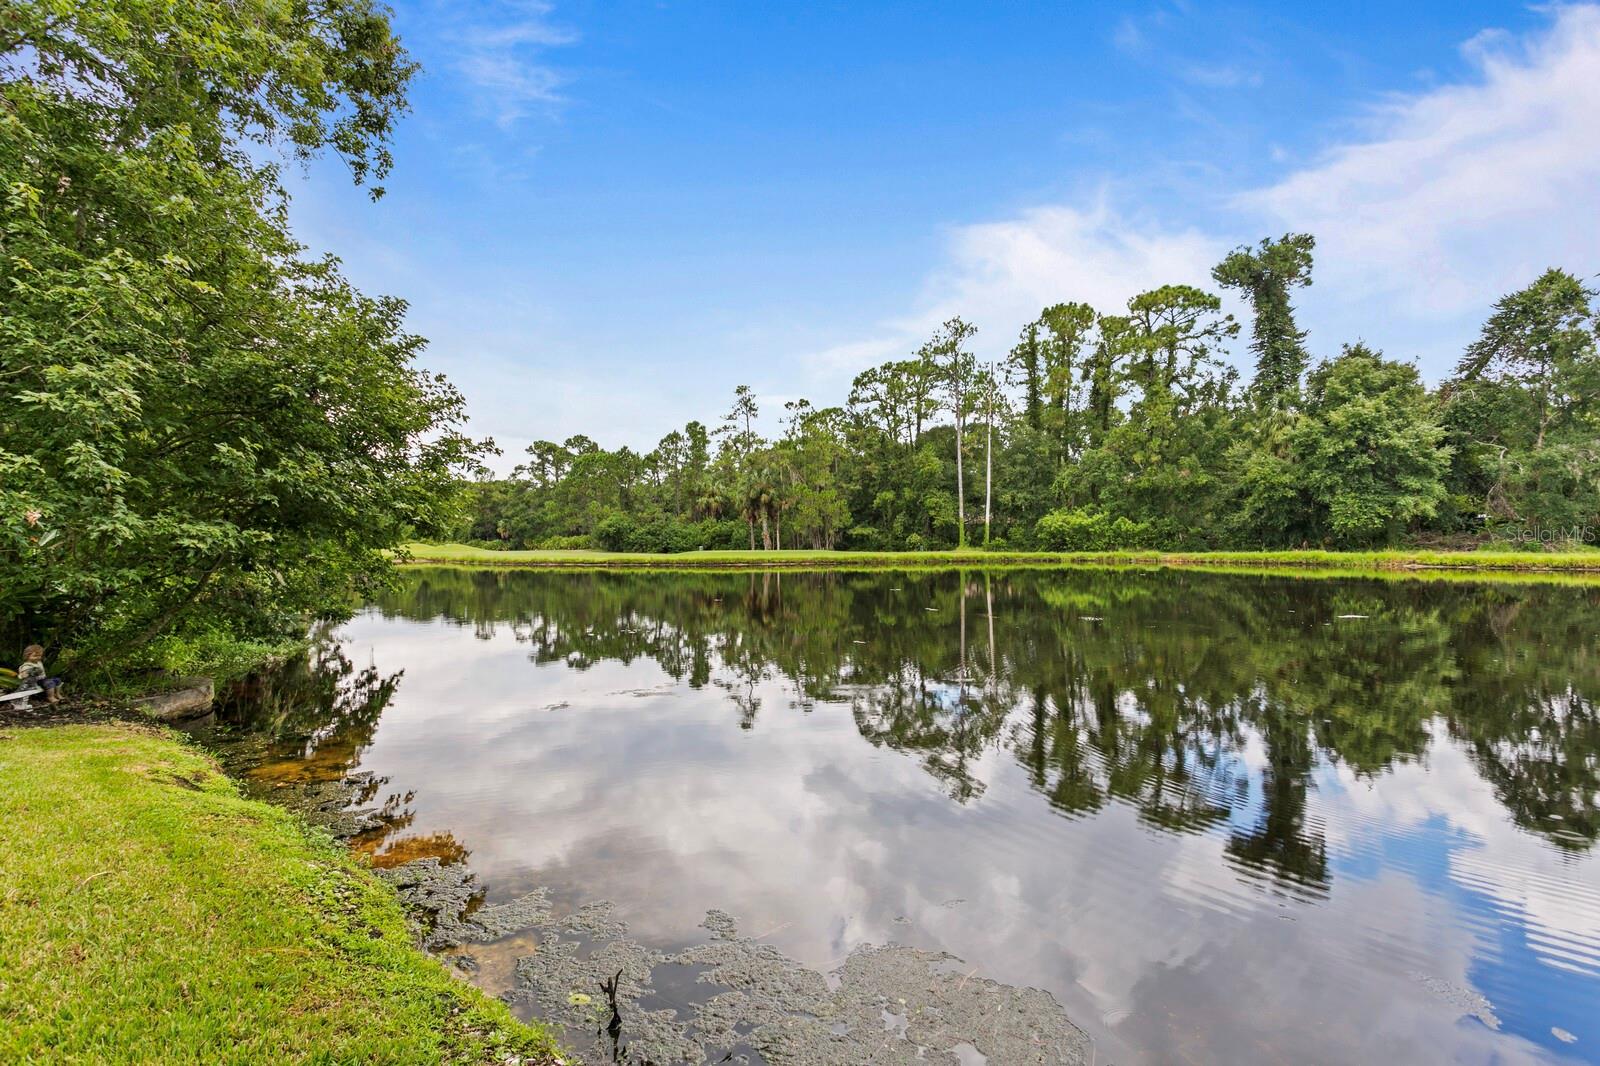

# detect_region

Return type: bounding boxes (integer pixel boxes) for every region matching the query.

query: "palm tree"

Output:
[743,480,775,550]
[694,485,724,521]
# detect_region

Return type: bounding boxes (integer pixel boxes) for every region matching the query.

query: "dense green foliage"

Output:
[0,724,560,1062]
[0,1,484,668]
[463,257,1600,555]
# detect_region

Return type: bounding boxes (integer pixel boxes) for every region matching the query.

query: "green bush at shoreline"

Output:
[0,725,562,1064]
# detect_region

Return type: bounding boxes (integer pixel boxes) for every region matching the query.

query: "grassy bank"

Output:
[402,541,1600,575]
[0,725,562,1064]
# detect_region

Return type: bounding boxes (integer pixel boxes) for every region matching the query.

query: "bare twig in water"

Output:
[599,967,624,1056]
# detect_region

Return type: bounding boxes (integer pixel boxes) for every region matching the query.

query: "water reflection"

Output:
[385,567,1598,861]
[215,633,470,869]
[223,567,1600,1064]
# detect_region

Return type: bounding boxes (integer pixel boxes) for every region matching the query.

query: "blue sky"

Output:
[284,2,1600,469]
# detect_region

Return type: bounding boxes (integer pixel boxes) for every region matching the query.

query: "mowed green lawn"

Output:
[401,541,1600,573]
[0,725,562,1065]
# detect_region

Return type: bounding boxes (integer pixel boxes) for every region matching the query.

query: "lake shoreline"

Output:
[0,723,564,1064]
[153,566,1599,1062]
[402,541,1600,577]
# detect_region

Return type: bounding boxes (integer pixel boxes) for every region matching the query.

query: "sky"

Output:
[283,1,1600,471]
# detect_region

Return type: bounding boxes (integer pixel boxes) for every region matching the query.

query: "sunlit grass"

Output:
[401,541,1600,576]
[0,725,562,1064]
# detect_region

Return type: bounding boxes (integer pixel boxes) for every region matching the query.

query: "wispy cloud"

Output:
[808,4,1600,388]
[449,1,579,127]
[1244,3,1600,322]
[416,3,1600,467]
[1112,4,1264,91]
[1112,8,1173,55]
[1112,16,1149,55]
[1180,63,1264,89]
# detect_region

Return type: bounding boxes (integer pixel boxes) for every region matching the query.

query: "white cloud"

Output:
[1246,4,1600,349]
[448,1,578,126]
[808,5,1600,388]
[799,199,1223,385]
[801,336,906,381]
[382,2,1600,468]
[1112,8,1176,56]
[911,201,1222,345]
[1112,16,1150,55]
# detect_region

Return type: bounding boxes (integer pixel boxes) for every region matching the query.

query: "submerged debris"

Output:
[468,888,556,943]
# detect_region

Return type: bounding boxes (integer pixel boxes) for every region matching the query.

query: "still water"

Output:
[219,567,1600,1064]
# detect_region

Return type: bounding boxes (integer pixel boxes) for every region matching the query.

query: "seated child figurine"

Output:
[17,645,62,704]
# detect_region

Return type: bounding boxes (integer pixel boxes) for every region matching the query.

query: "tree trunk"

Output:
[983,411,993,547]
[954,416,966,548]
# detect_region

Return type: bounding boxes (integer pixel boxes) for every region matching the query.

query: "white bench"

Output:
[1,687,42,711]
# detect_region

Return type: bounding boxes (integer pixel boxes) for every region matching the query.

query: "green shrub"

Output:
[110,630,306,689]
[596,514,704,553]
[536,534,594,550]
[845,525,885,550]
[1035,509,1154,551]
[637,518,697,554]
[695,519,748,550]
[594,514,638,552]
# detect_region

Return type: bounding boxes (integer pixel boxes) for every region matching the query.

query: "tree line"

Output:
[463,241,1600,553]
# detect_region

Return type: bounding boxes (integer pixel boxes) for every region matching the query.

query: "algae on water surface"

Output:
[381,858,1092,1065]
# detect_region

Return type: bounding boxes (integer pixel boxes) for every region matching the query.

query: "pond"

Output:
[211,567,1600,1064]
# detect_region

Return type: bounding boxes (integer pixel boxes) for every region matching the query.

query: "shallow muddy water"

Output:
[214,567,1600,1064]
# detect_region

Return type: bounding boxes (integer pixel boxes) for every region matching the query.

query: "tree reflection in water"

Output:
[254,568,1600,895]
[214,624,471,869]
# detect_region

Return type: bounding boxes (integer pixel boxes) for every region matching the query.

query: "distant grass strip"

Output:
[401,542,1600,575]
[0,724,562,1065]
